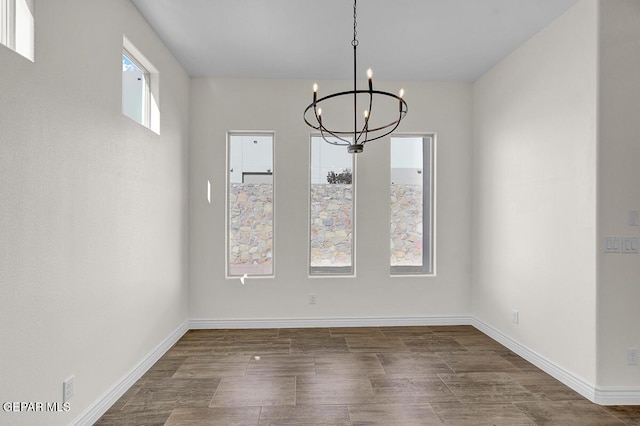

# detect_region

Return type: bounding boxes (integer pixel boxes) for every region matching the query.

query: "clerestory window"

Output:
[122,36,160,133]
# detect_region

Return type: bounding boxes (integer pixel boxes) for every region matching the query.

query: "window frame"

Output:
[122,36,160,134]
[1,0,34,61]
[225,131,276,279]
[389,134,436,276]
[1,0,15,49]
[309,135,356,277]
[122,48,151,127]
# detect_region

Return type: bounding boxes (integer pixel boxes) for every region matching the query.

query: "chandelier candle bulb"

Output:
[363,110,369,119]
[367,68,373,91]
[313,83,318,102]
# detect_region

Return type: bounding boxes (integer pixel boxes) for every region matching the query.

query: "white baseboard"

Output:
[471,318,640,405]
[189,315,472,329]
[72,321,189,426]
[594,387,640,405]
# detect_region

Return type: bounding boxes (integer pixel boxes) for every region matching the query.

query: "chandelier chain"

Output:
[352,0,358,47]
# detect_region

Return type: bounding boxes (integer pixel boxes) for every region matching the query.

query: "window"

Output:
[122,36,160,133]
[390,135,434,275]
[310,136,355,276]
[1,0,34,61]
[227,133,274,277]
[122,50,150,126]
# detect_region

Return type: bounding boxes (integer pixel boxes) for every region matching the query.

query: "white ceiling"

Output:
[130,0,579,82]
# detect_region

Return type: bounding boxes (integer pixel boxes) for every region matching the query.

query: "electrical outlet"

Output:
[628,348,638,365]
[309,294,317,305]
[512,310,519,324]
[63,376,74,402]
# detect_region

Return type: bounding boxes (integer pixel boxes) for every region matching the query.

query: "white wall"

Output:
[597,0,640,389]
[0,1,190,424]
[472,0,598,387]
[189,79,472,322]
[4,1,637,422]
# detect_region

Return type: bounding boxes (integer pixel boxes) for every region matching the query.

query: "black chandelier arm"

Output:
[317,102,353,145]
[311,109,406,148]
[319,126,352,146]
[304,89,408,136]
[304,105,353,145]
[308,110,406,138]
[352,106,407,148]
[357,86,374,144]
[360,108,406,144]
[307,88,403,109]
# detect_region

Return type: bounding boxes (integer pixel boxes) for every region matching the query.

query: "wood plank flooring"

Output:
[96,326,640,425]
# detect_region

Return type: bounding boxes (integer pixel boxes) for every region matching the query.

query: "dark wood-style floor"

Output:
[96,326,640,425]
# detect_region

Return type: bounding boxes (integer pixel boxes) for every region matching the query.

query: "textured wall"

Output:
[596,0,640,389]
[189,78,472,320]
[472,0,598,386]
[0,1,190,424]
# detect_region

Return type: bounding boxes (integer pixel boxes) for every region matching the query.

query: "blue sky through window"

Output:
[122,54,139,72]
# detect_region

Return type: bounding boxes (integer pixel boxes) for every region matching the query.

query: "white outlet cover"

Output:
[63,376,74,403]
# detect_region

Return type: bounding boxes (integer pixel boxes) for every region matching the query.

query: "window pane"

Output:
[310,136,354,275]
[122,51,149,126]
[390,136,433,275]
[228,133,274,277]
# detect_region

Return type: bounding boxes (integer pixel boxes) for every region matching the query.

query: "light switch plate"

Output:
[622,237,639,254]
[604,236,621,253]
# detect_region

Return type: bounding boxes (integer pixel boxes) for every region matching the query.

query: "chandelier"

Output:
[303,0,408,154]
